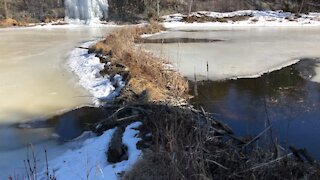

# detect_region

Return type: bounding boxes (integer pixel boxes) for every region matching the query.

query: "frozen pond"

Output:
[143,27,320,82]
[0,26,115,178]
[143,27,320,159]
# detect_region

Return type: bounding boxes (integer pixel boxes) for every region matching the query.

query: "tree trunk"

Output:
[298,0,306,13]
[188,0,194,17]
[4,0,8,19]
[157,0,160,17]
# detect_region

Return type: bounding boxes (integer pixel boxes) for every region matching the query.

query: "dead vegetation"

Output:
[0,0,65,23]
[89,22,188,104]
[184,14,251,23]
[0,18,28,27]
[93,104,320,180]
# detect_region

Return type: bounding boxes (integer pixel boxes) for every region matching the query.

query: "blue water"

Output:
[192,63,320,159]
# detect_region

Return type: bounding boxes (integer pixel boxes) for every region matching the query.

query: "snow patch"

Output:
[162,10,320,29]
[39,122,142,180]
[67,41,125,105]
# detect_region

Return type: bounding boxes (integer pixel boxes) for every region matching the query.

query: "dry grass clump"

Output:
[185,14,251,23]
[90,23,187,103]
[0,18,28,27]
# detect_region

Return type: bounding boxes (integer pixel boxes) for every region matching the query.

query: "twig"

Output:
[225,134,247,144]
[77,46,89,50]
[30,144,37,180]
[24,160,30,180]
[232,153,293,176]
[44,149,49,180]
[289,146,314,164]
[243,126,272,148]
[206,159,229,170]
[95,114,140,133]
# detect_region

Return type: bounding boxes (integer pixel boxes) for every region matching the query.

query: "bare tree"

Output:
[298,0,307,13]
[188,0,194,16]
[157,0,160,17]
[4,0,8,18]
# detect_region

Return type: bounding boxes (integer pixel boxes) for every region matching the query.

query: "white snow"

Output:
[67,41,125,105]
[162,10,320,29]
[310,60,320,83]
[38,122,142,180]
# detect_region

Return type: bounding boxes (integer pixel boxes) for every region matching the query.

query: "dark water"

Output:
[191,62,320,159]
[0,107,109,152]
[139,37,223,44]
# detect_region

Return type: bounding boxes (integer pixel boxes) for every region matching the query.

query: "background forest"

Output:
[1,0,320,22]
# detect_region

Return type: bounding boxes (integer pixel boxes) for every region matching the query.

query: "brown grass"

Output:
[0,18,28,27]
[184,14,251,23]
[90,22,187,103]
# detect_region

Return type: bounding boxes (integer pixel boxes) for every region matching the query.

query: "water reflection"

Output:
[191,62,320,159]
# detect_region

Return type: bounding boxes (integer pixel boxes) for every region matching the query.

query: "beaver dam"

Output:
[9,24,319,179]
[66,25,320,179]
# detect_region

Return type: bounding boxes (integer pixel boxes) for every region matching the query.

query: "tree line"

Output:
[1,0,320,22]
[0,0,64,22]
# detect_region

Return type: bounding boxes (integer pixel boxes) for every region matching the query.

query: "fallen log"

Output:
[289,146,314,165]
[106,126,128,163]
[243,126,272,148]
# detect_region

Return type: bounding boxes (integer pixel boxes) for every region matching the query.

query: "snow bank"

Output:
[67,41,125,105]
[162,10,320,29]
[39,122,142,180]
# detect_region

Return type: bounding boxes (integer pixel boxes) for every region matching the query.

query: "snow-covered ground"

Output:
[163,10,320,29]
[41,41,143,180]
[67,41,125,105]
[26,40,140,179]
[38,122,142,180]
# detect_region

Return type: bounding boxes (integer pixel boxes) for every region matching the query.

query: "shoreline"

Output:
[162,10,320,29]
[67,40,125,106]
[33,22,320,179]
[1,10,320,29]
